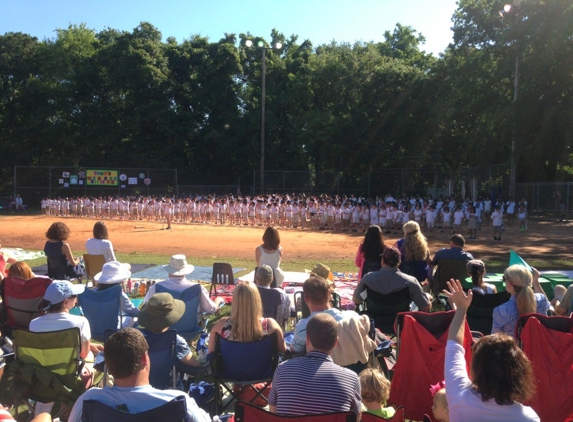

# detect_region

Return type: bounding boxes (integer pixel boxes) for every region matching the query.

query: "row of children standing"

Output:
[40,194,529,236]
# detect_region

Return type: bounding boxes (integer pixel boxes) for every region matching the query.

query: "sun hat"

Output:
[162,254,195,276]
[309,263,334,281]
[256,265,274,284]
[94,261,131,284]
[44,280,85,306]
[138,293,186,332]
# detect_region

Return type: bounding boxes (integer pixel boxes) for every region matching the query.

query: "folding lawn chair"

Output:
[389,311,472,422]
[466,290,510,335]
[0,276,52,331]
[155,284,204,341]
[78,284,123,342]
[212,331,279,414]
[431,259,469,296]
[359,287,411,335]
[0,328,85,420]
[233,401,356,422]
[83,254,106,283]
[360,406,406,421]
[82,395,187,422]
[210,263,235,297]
[294,291,342,322]
[517,313,573,421]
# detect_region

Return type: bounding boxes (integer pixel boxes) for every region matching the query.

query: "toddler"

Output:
[431,384,449,422]
[358,368,395,419]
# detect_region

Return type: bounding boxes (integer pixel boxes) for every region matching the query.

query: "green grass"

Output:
[26,251,364,278]
[27,250,573,278]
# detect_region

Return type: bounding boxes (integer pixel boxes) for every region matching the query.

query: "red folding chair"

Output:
[0,276,52,330]
[233,401,356,421]
[518,313,573,422]
[390,311,472,422]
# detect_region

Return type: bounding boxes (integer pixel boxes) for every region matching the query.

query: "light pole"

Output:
[245,39,282,195]
[500,1,521,199]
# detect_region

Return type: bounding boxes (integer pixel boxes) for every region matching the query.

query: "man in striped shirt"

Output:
[268,313,362,421]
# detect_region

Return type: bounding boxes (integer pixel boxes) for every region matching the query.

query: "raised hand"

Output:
[443,278,473,311]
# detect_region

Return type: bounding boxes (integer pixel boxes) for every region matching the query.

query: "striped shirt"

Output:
[268,351,361,416]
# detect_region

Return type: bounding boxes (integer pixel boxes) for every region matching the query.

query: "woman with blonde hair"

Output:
[394,221,430,283]
[492,264,550,338]
[207,281,286,353]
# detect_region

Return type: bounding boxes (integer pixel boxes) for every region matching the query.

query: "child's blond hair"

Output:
[359,368,391,404]
[434,388,448,410]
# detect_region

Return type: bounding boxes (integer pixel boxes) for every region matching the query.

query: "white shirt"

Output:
[30,312,91,343]
[85,238,116,262]
[446,341,539,422]
[143,277,217,313]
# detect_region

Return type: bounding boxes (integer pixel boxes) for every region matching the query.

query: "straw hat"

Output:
[309,263,334,281]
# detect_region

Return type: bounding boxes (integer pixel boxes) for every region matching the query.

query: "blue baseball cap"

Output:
[44,280,85,306]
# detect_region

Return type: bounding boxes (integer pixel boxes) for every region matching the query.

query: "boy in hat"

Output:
[139,293,201,368]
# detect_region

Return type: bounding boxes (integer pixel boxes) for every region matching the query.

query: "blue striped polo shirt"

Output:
[268,351,361,416]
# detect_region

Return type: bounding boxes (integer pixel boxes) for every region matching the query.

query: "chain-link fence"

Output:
[515,182,573,218]
[11,164,512,209]
[251,164,510,199]
[13,166,178,209]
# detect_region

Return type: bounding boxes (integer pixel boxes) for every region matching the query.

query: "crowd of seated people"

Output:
[0,216,572,422]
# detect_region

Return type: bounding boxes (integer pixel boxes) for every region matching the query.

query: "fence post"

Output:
[565,182,571,220]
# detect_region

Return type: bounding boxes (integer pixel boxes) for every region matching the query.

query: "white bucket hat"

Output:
[94,261,131,284]
[163,254,195,276]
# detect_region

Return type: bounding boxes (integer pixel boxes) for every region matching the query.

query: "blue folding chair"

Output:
[155,284,203,341]
[212,331,279,414]
[78,285,122,342]
[82,395,187,422]
[104,328,178,390]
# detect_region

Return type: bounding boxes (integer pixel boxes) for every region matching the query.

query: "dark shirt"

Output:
[431,247,473,266]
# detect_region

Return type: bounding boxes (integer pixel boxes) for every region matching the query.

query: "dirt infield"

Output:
[0,215,572,265]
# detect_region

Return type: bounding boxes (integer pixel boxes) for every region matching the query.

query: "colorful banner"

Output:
[86,170,119,186]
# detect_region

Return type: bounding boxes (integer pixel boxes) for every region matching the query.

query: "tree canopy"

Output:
[1,2,571,192]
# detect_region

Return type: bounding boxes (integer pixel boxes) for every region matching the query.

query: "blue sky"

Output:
[3,0,459,55]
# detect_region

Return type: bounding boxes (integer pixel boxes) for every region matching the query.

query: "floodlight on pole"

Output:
[245,38,283,194]
[498,1,522,199]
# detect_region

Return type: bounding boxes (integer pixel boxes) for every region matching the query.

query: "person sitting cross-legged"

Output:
[268,312,362,421]
[67,327,210,422]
